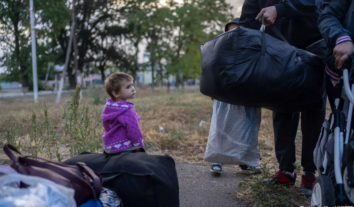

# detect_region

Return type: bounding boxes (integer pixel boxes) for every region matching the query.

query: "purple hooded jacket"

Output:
[101,99,144,153]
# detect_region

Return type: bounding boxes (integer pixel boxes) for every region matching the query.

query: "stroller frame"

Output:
[311,54,354,206]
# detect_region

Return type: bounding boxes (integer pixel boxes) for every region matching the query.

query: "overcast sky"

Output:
[227,0,245,18]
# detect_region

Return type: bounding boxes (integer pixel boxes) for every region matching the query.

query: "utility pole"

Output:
[30,0,38,103]
[72,0,79,76]
[71,0,82,100]
[56,0,77,104]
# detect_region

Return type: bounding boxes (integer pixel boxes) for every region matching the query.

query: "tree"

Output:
[0,0,30,89]
[123,0,175,89]
[166,0,232,86]
[0,0,70,90]
[73,0,124,85]
[88,24,132,81]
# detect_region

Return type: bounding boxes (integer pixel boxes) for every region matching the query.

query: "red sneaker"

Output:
[300,172,316,197]
[262,170,297,185]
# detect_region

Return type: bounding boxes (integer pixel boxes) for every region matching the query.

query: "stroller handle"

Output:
[343,70,354,104]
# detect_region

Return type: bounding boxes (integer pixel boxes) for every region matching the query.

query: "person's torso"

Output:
[242,0,323,49]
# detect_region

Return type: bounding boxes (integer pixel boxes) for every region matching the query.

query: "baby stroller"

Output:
[311,53,354,206]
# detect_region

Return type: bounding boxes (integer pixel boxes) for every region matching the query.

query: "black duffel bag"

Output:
[63,149,179,207]
[200,26,325,112]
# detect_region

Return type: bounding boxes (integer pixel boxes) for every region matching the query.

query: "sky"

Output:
[227,0,245,18]
[0,0,246,74]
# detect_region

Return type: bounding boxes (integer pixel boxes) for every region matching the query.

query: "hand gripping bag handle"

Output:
[259,16,288,56]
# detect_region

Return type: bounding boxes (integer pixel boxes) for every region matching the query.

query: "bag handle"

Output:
[4,144,100,207]
[259,17,289,56]
[22,158,99,206]
[21,156,102,196]
[3,144,22,163]
[260,16,266,56]
[77,162,102,197]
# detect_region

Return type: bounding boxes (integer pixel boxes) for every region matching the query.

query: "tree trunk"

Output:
[175,75,181,91]
[99,66,106,82]
[67,67,77,89]
[13,12,28,89]
[22,73,29,88]
[151,60,155,90]
[158,62,163,91]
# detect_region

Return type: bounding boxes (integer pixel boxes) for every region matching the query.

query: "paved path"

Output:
[177,164,248,207]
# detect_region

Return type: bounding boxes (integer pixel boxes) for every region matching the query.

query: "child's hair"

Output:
[104,72,134,101]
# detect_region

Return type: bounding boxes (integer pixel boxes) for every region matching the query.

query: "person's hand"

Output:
[256,6,277,26]
[333,41,354,69]
[227,23,238,32]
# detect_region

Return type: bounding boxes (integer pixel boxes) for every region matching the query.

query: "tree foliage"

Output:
[0,0,233,90]
[0,0,70,88]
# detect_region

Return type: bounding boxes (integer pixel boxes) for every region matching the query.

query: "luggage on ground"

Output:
[200,26,324,112]
[63,150,180,207]
[3,144,102,206]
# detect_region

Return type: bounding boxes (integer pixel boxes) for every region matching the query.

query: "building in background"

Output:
[135,62,175,87]
[0,81,22,90]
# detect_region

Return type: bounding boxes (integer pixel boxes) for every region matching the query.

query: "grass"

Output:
[0,85,329,206]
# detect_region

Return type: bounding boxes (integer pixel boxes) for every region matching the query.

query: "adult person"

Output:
[318,0,354,109]
[239,0,326,196]
[207,18,262,175]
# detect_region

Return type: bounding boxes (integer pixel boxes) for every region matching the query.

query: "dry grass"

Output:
[0,88,213,163]
[0,87,330,206]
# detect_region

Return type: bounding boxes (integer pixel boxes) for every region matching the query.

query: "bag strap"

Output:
[3,144,22,163]
[76,162,102,197]
[270,26,288,43]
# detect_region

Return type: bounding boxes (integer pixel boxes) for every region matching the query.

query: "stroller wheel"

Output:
[343,166,354,204]
[311,175,335,207]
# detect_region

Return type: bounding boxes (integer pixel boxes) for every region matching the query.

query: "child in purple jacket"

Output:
[101,72,144,153]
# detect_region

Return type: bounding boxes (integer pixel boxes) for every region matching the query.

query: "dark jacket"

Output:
[318,0,354,62]
[239,0,323,49]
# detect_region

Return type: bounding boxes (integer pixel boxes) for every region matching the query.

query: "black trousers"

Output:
[272,76,326,173]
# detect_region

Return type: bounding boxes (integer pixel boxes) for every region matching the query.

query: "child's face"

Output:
[112,80,136,101]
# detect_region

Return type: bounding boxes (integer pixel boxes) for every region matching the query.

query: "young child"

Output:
[101,72,144,153]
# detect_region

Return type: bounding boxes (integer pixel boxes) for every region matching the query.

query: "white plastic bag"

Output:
[204,101,261,167]
[0,173,76,207]
[100,187,123,207]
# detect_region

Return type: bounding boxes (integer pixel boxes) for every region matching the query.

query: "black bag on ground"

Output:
[200,26,324,112]
[63,150,179,207]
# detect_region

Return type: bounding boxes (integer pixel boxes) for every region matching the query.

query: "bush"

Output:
[29,80,53,91]
[88,86,106,105]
